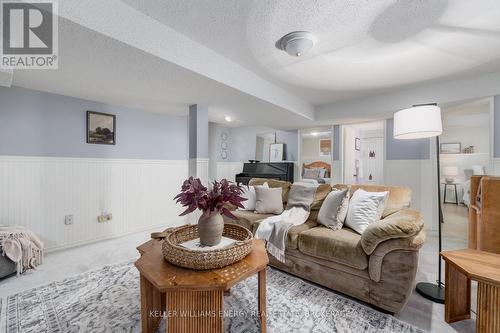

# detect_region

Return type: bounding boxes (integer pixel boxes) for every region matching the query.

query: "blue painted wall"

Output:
[0,86,188,159]
[386,118,430,160]
[188,104,209,159]
[333,125,340,161]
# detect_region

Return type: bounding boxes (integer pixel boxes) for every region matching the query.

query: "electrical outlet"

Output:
[97,213,112,223]
[64,215,74,225]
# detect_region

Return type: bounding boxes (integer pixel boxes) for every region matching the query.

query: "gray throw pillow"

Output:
[255,187,284,214]
[317,189,349,230]
[286,184,317,211]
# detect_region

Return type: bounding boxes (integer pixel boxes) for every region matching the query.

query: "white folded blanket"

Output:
[0,225,44,275]
[255,207,310,263]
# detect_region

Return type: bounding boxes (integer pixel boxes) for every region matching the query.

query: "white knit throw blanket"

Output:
[0,226,44,275]
[255,207,310,263]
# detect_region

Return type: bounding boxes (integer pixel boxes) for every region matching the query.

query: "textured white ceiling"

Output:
[12,19,315,130]
[12,0,500,130]
[122,0,500,104]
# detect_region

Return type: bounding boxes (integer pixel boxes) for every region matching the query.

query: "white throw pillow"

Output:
[317,189,349,230]
[337,191,350,223]
[345,189,389,234]
[239,182,269,211]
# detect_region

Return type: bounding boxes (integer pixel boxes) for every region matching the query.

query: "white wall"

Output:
[343,125,363,184]
[384,158,438,231]
[0,156,188,251]
[301,137,331,163]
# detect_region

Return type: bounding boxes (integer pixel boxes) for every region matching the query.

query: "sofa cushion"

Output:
[298,227,368,270]
[227,210,274,232]
[310,184,332,211]
[225,211,316,250]
[333,184,411,218]
[287,219,318,250]
[286,184,317,211]
[361,209,425,255]
[249,178,291,203]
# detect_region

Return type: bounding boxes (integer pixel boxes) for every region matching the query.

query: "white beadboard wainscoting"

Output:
[330,160,342,185]
[189,158,210,185]
[494,158,500,175]
[384,159,438,231]
[216,162,243,182]
[0,156,188,251]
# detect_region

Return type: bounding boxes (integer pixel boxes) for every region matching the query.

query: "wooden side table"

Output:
[441,249,500,333]
[135,238,269,333]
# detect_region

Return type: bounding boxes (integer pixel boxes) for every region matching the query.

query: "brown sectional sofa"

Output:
[224,178,425,313]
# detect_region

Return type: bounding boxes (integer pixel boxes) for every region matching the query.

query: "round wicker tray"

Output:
[162,223,253,270]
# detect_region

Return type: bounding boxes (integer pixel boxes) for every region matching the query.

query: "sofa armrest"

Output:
[368,229,425,282]
[361,209,424,255]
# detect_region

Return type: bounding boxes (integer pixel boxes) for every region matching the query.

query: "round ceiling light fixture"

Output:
[276,31,317,57]
[224,116,233,122]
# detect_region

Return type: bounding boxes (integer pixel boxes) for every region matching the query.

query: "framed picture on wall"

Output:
[440,142,461,154]
[355,137,361,151]
[269,143,285,162]
[87,111,116,145]
[319,139,331,156]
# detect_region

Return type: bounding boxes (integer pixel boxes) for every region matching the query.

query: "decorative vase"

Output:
[198,212,224,246]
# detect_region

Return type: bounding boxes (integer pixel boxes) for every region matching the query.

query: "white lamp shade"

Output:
[442,166,458,176]
[393,105,442,139]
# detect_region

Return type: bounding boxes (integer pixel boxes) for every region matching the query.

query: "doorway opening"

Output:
[342,121,385,185]
[440,98,493,250]
[299,127,333,185]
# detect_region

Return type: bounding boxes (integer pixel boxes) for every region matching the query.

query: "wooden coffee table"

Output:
[441,249,500,333]
[135,238,269,333]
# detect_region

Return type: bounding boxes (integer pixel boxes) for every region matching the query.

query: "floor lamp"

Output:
[393,104,445,303]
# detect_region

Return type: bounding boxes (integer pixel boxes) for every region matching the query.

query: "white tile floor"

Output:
[0,226,476,333]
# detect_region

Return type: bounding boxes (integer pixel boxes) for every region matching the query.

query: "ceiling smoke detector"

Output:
[276,31,317,57]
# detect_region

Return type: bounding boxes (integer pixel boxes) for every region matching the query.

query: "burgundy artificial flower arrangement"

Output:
[174,177,246,220]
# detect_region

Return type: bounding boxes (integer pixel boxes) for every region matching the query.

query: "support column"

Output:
[188,104,209,224]
[188,104,209,185]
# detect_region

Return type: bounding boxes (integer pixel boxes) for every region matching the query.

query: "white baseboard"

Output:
[44,222,185,253]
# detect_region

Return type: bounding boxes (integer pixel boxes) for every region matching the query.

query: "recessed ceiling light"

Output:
[224,116,233,122]
[311,132,318,136]
[276,31,317,57]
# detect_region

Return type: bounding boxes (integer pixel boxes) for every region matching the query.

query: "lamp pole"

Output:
[414,137,445,303]
[394,103,445,303]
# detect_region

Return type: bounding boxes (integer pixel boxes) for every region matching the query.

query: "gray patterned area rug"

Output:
[2,261,426,333]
